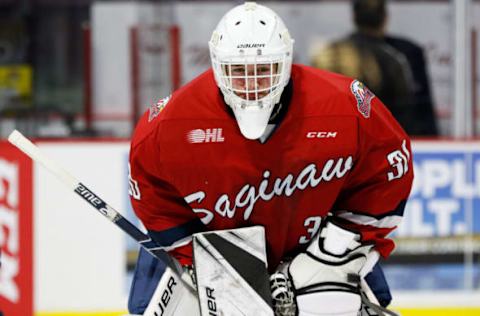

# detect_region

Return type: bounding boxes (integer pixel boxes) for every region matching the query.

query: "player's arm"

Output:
[129,133,205,264]
[331,95,414,259]
[128,131,206,314]
[288,90,413,316]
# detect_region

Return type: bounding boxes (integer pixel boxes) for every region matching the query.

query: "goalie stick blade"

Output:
[193,226,274,316]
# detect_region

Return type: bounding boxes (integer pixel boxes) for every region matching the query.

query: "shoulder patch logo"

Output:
[350,80,374,118]
[148,95,171,122]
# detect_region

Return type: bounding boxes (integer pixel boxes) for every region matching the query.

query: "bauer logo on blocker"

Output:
[187,128,225,143]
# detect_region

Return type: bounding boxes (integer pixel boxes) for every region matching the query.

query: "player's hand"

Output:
[288,220,373,316]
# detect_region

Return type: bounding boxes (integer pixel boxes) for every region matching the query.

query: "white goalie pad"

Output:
[143,266,200,316]
[193,226,274,316]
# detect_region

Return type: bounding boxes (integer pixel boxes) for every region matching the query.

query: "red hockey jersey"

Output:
[129,64,414,269]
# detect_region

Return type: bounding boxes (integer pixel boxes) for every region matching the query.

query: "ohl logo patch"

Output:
[350,80,374,118]
[187,128,225,143]
[148,95,171,122]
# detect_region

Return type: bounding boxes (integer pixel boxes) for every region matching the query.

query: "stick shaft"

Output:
[7,130,189,285]
[8,130,78,189]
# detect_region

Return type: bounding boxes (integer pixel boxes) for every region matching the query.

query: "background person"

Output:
[312,0,437,136]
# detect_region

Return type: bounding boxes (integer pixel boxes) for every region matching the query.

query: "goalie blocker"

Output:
[287,219,398,316]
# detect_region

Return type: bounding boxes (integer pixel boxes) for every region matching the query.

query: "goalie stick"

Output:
[7,130,195,293]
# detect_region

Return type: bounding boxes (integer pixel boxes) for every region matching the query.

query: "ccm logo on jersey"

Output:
[187,128,225,143]
[306,131,337,138]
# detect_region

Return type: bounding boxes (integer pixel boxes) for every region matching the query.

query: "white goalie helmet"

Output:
[209,2,294,139]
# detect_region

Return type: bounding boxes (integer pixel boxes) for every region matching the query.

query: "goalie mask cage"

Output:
[130,24,181,129]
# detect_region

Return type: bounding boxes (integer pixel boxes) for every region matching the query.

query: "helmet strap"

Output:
[268,78,293,124]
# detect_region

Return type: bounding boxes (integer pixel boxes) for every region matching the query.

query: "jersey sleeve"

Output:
[129,131,203,265]
[332,95,414,258]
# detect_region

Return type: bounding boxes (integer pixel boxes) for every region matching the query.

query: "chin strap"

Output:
[268,102,283,122]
